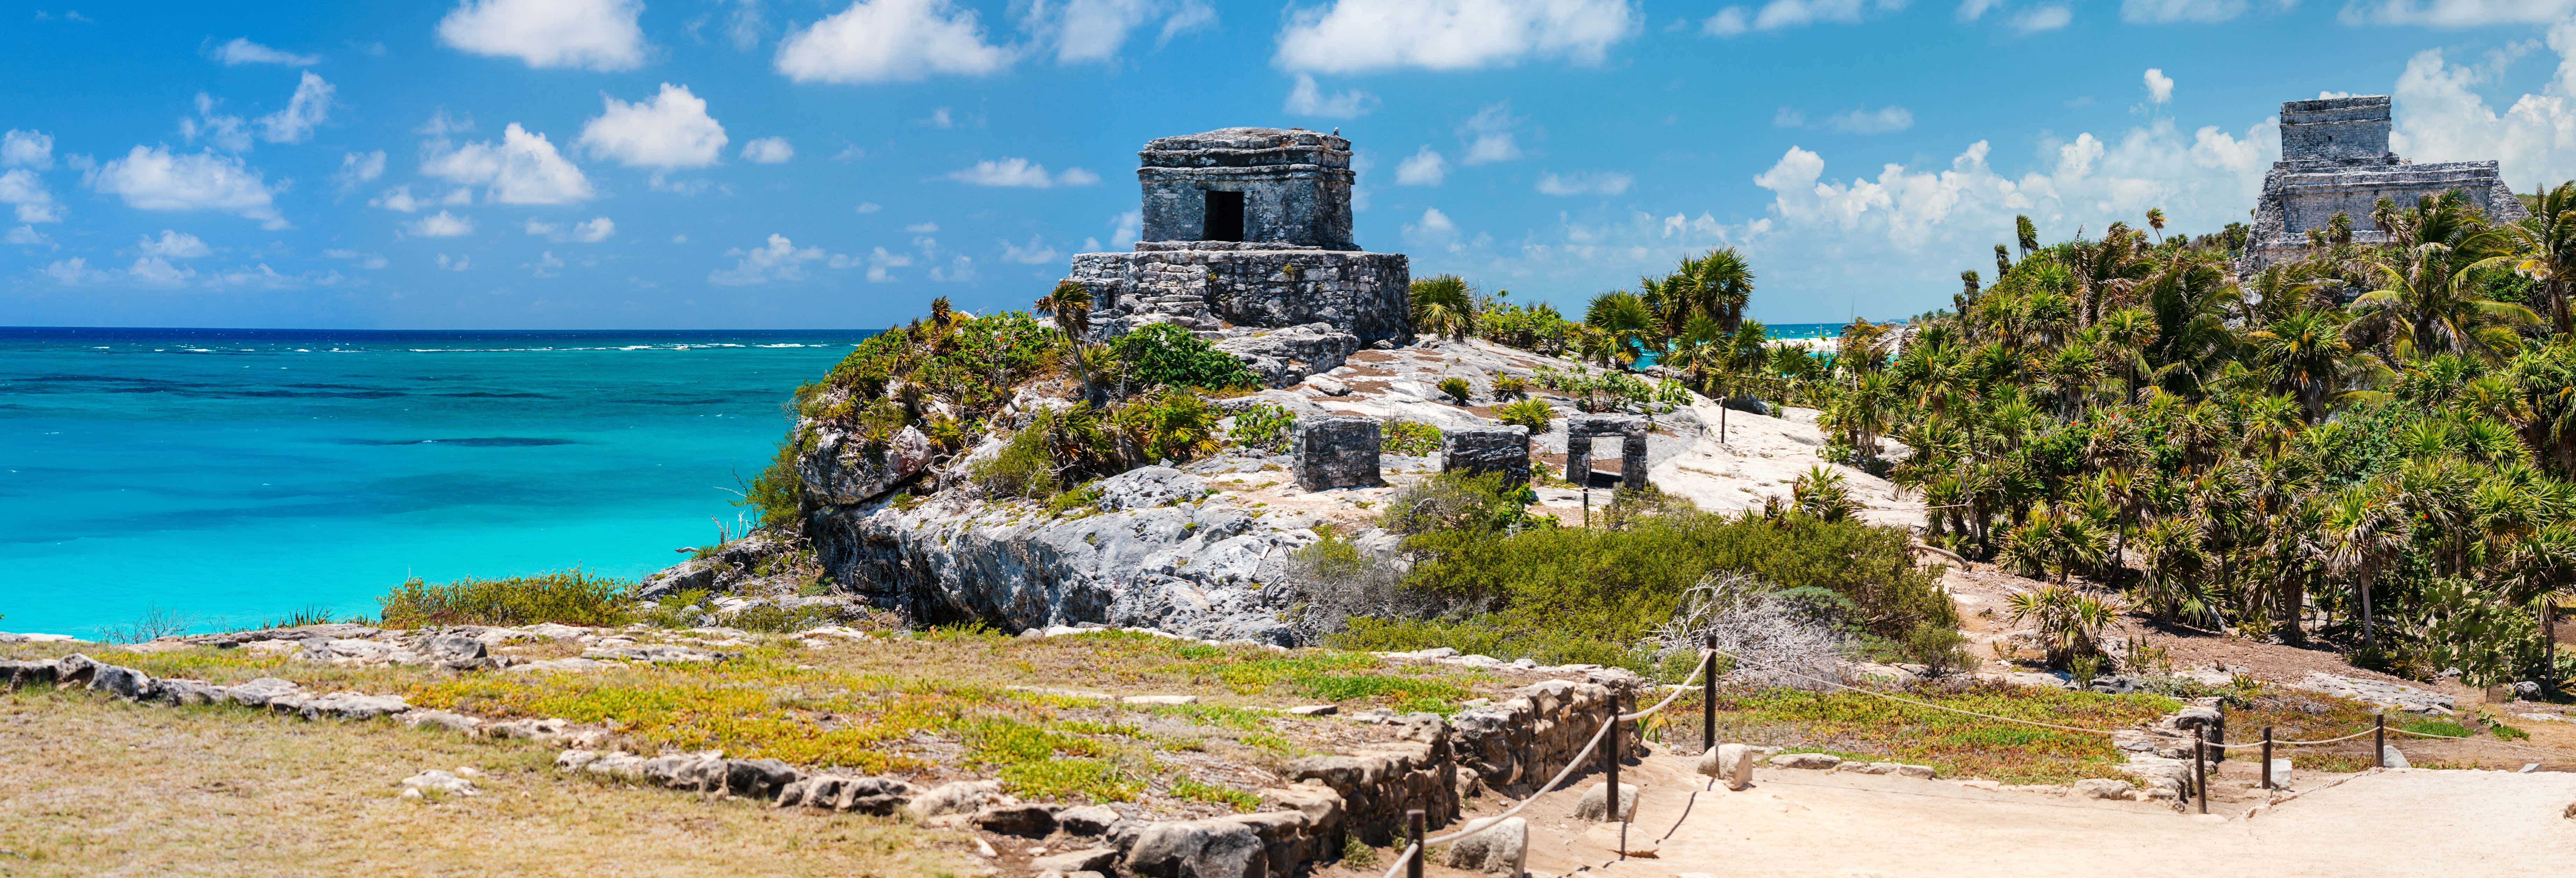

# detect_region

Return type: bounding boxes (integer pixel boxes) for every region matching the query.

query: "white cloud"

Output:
[323,248,388,269]
[710,232,826,285]
[775,0,1015,84]
[905,221,940,233]
[334,150,385,194]
[740,137,794,164]
[412,210,474,237]
[525,218,558,236]
[0,169,63,224]
[1536,170,1634,196]
[1277,0,1639,73]
[2008,4,2074,31]
[1703,0,1910,37]
[1032,0,1214,64]
[855,201,883,213]
[1285,74,1379,118]
[138,230,211,259]
[89,146,284,227]
[41,257,110,285]
[579,84,729,170]
[370,186,425,212]
[2339,0,2576,26]
[1395,146,1448,186]
[1956,0,2004,19]
[1777,105,1915,133]
[5,225,51,247]
[531,250,565,277]
[181,95,253,153]
[436,253,472,271]
[1459,103,1525,165]
[204,263,343,291]
[859,245,915,282]
[258,71,334,144]
[438,0,647,71]
[944,158,1100,187]
[3,130,54,169]
[922,107,956,128]
[929,254,979,283]
[2121,0,2263,23]
[571,216,615,242]
[2145,68,2175,104]
[1112,210,1140,247]
[997,235,1061,264]
[128,257,195,286]
[2385,32,2576,189]
[211,37,320,66]
[423,123,594,204]
[1402,206,1464,252]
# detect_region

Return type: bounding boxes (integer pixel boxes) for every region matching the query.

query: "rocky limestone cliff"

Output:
[808,464,1330,644]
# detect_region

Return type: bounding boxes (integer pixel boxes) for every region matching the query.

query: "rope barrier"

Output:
[1374,648,1718,875]
[1704,641,2576,755]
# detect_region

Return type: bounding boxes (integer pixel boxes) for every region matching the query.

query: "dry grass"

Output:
[0,690,971,878]
[1654,682,2182,785]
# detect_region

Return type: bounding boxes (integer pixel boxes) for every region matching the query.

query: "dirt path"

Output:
[1506,751,2576,878]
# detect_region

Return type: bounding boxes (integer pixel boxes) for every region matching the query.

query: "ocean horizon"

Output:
[0,327,873,638]
[0,320,1848,638]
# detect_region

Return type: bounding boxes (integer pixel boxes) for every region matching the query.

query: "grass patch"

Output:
[1169,777,1259,811]
[377,569,630,628]
[2400,719,2475,739]
[1701,682,2178,784]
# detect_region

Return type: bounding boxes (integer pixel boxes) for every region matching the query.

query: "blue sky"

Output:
[8,1,2576,329]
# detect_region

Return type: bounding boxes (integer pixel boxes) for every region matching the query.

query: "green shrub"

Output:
[1109,322,1262,391]
[974,417,1062,500]
[1227,401,1297,453]
[1378,470,1534,536]
[728,603,843,633]
[1496,398,1555,433]
[1170,778,1260,811]
[1437,377,1473,405]
[736,437,806,529]
[1116,388,1225,463]
[1902,622,1976,677]
[377,569,631,628]
[1383,419,1442,455]
[1492,376,1529,398]
[1402,512,1954,647]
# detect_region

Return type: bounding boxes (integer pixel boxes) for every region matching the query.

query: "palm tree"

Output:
[1034,281,1096,400]
[2497,181,2576,336]
[2319,485,2409,646]
[1409,274,1478,341]
[2016,215,2040,258]
[2097,306,2158,402]
[2146,208,2167,244]
[2351,239,2538,363]
[1584,290,1659,367]
[2246,309,2357,422]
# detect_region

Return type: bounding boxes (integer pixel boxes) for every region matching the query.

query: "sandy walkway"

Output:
[1505,752,2576,878]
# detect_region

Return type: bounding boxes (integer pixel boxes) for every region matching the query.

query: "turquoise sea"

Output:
[0,328,870,637]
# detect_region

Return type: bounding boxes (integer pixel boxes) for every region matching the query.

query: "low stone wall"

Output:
[8,649,1642,878]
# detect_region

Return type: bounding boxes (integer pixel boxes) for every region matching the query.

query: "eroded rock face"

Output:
[802,425,933,507]
[1213,323,1362,389]
[810,467,1320,643]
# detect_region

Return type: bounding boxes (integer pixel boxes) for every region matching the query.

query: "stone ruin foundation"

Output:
[1060,128,1412,388]
[1293,416,1383,492]
[2242,95,2527,271]
[1564,415,1649,491]
[1441,426,1532,484]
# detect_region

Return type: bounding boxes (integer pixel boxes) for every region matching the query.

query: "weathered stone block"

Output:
[1441,426,1530,483]
[1292,416,1381,492]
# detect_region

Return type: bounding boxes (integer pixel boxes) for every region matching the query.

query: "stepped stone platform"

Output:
[2242,95,2526,271]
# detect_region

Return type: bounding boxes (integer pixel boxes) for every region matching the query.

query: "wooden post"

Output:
[1604,700,1622,822]
[2374,713,2386,768]
[1406,809,1424,878]
[1702,634,1717,755]
[2193,733,2208,814]
[2261,726,2274,790]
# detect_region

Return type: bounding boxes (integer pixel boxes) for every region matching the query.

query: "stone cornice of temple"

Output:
[1135,165,1354,181]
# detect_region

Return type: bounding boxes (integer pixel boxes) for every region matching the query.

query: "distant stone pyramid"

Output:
[2241,95,2526,271]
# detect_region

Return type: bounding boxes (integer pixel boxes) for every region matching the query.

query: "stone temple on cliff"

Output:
[2241,95,2527,270]
[1060,128,1411,386]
